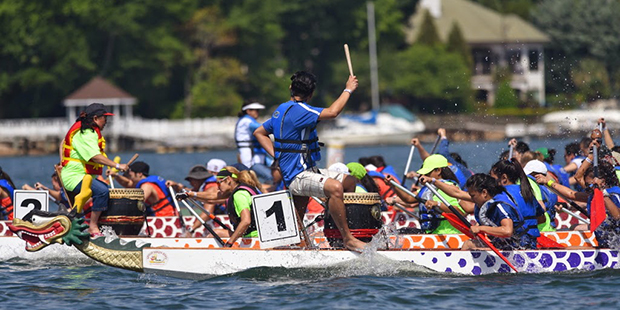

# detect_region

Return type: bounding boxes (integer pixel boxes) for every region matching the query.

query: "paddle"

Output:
[179,199,226,246]
[590,145,606,233]
[430,135,441,155]
[426,183,519,272]
[182,193,234,234]
[508,144,514,160]
[168,186,188,234]
[559,206,590,225]
[402,145,416,185]
[126,153,139,166]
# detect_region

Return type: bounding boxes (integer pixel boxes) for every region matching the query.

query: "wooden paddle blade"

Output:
[442,212,474,238]
[477,233,519,273]
[536,235,565,249]
[590,188,606,233]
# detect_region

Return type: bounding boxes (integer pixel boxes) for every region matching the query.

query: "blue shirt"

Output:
[262,100,324,186]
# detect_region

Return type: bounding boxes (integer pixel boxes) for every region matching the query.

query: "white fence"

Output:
[0,117,239,148]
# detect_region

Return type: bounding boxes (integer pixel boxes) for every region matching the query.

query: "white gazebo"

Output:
[63,76,137,151]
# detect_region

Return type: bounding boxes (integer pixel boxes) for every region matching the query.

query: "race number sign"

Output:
[252,190,300,248]
[13,190,49,220]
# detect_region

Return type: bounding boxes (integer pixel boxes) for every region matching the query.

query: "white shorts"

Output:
[287,169,345,198]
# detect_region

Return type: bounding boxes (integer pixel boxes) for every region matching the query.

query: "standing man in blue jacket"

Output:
[253,71,365,251]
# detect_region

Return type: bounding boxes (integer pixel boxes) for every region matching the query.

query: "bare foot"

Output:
[343,237,367,252]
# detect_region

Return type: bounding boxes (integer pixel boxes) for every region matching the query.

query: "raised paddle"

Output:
[183,193,234,234]
[168,186,188,234]
[508,144,514,160]
[429,135,441,155]
[344,44,354,76]
[179,199,226,247]
[402,144,416,185]
[426,183,519,273]
[590,145,606,233]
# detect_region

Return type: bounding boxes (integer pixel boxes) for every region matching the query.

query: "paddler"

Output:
[213,166,263,246]
[462,173,530,250]
[235,101,272,182]
[112,161,175,217]
[253,70,366,251]
[59,103,129,236]
[0,166,16,220]
[388,154,474,234]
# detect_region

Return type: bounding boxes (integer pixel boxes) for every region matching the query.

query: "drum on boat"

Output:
[99,188,145,236]
[323,192,383,247]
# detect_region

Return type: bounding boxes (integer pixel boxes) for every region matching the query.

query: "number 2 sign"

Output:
[13,190,49,220]
[252,190,300,248]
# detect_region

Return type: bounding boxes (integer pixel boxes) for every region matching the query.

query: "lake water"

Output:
[3,138,620,309]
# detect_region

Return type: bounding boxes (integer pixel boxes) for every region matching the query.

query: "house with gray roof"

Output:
[406,0,550,106]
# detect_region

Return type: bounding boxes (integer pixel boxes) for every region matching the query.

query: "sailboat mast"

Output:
[367,1,380,111]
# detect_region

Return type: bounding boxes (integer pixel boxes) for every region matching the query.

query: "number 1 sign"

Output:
[252,190,300,248]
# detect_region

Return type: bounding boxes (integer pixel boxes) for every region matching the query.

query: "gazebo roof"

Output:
[63,76,136,107]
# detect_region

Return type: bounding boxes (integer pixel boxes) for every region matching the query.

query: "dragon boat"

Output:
[8,209,617,277]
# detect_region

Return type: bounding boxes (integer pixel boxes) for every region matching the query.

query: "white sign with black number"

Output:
[13,190,49,220]
[252,190,300,249]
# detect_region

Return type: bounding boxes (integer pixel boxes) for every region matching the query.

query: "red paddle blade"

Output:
[536,235,565,248]
[590,188,606,233]
[442,212,474,238]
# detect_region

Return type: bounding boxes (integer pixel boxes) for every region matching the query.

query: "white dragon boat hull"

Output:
[141,247,619,277]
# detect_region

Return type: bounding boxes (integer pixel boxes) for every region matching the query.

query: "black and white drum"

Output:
[323,192,383,248]
[99,188,145,236]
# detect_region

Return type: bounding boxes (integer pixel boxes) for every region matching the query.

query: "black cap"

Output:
[129,161,150,176]
[84,103,114,117]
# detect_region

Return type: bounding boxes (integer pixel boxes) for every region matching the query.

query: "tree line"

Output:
[1,0,618,119]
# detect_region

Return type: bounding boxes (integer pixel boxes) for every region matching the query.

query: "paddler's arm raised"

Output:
[411,138,430,161]
[254,125,274,158]
[318,75,358,120]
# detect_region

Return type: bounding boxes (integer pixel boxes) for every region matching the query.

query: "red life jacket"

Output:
[61,121,106,175]
[1,196,13,220]
[137,176,175,217]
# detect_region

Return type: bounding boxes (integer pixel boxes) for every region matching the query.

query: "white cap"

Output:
[328,162,349,175]
[364,164,377,171]
[206,158,227,173]
[242,102,265,111]
[523,160,547,175]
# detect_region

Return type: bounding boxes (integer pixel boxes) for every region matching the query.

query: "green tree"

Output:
[446,22,472,71]
[494,81,519,109]
[383,45,472,113]
[572,58,611,103]
[532,0,620,98]
[415,9,441,46]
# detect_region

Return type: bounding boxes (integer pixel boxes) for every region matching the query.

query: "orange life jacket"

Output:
[1,196,13,220]
[61,121,107,175]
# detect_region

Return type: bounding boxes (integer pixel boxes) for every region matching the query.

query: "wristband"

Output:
[343,89,353,94]
[585,157,592,164]
[547,179,555,187]
[193,191,197,197]
[115,163,120,169]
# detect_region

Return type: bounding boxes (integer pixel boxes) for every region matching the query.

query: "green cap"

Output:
[417,154,449,175]
[536,147,549,159]
[346,162,367,180]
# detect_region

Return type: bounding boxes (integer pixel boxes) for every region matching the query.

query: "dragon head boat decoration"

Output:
[9,209,150,272]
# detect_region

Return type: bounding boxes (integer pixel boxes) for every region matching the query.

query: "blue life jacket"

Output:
[505,184,542,237]
[417,180,459,232]
[545,162,570,187]
[378,165,402,184]
[0,179,15,198]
